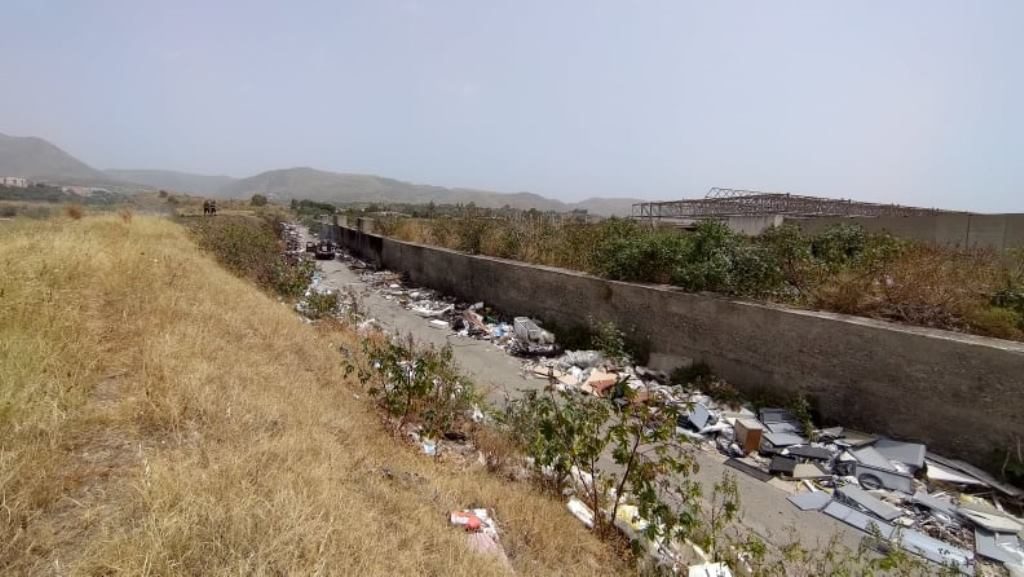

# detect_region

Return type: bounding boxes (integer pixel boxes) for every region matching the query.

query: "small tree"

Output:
[353,335,478,437]
[505,384,701,545]
[250,194,268,206]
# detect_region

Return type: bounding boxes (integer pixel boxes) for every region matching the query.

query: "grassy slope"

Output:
[0,215,626,576]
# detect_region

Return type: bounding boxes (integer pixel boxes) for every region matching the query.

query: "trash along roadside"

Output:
[307,241,1024,576]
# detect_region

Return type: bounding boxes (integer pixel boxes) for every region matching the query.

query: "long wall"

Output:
[336,225,1024,470]
[791,213,1024,250]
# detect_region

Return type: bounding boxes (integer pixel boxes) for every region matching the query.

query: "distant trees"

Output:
[250,194,268,207]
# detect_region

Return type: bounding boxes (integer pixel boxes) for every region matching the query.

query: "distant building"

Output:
[62,185,110,196]
[0,176,28,188]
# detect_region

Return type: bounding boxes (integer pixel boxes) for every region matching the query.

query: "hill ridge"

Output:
[0,132,642,215]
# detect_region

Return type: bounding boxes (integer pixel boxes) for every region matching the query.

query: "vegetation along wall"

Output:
[336,225,1024,471]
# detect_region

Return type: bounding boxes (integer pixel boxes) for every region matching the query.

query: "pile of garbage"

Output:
[332,249,1023,575]
[347,254,561,357]
[526,350,676,403]
[677,403,1021,575]
[280,222,303,253]
[523,350,1024,575]
[292,270,364,321]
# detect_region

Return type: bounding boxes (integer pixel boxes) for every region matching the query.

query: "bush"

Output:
[503,386,701,541]
[250,194,268,207]
[354,336,478,437]
[759,224,815,295]
[185,215,313,298]
[450,216,490,254]
[594,224,690,284]
[812,223,868,270]
[590,318,629,364]
[304,291,339,319]
[671,220,738,292]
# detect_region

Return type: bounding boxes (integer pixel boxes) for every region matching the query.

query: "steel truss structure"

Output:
[632,188,957,220]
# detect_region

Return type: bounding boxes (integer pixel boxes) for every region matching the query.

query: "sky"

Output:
[0,1,1021,212]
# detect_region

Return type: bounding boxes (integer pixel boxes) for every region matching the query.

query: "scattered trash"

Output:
[897,529,974,575]
[466,532,512,569]
[928,461,989,486]
[724,458,773,482]
[927,453,1023,499]
[583,370,619,396]
[558,350,604,369]
[567,496,595,529]
[734,419,764,455]
[872,439,926,473]
[852,462,914,493]
[688,562,734,577]
[513,316,555,345]
[959,509,1023,534]
[823,500,896,539]
[787,491,832,511]
[688,403,713,430]
[769,456,797,475]
[450,509,512,570]
[787,445,832,461]
[911,491,958,517]
[791,463,830,480]
[327,242,1023,576]
[836,485,903,522]
[974,529,1024,566]
[421,439,437,456]
[450,509,495,535]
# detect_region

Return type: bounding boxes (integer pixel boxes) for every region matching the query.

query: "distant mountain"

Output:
[105,169,237,195]
[0,133,644,216]
[219,167,641,216]
[0,132,113,184]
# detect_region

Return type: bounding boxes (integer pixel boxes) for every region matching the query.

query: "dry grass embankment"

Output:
[0,215,627,576]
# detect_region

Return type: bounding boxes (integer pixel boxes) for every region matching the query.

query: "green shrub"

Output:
[185,215,313,298]
[759,224,815,295]
[355,336,478,437]
[503,386,701,541]
[812,223,868,270]
[450,217,490,254]
[590,318,629,364]
[592,219,690,283]
[304,291,339,319]
[963,306,1023,340]
[671,220,737,292]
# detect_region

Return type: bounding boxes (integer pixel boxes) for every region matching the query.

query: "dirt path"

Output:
[311,239,864,553]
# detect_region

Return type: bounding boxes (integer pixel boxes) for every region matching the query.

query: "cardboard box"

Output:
[734,418,765,455]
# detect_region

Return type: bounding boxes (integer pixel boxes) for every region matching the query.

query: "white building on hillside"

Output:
[0,176,29,188]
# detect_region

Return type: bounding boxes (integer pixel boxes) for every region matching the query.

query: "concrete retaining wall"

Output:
[336,225,1024,470]
[793,214,1024,250]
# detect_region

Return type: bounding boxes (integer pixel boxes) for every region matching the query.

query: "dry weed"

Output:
[0,215,627,576]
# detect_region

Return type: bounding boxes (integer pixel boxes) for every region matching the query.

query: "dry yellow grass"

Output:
[0,215,628,576]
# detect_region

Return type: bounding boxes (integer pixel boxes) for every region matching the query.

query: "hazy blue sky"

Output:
[1,1,1021,211]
